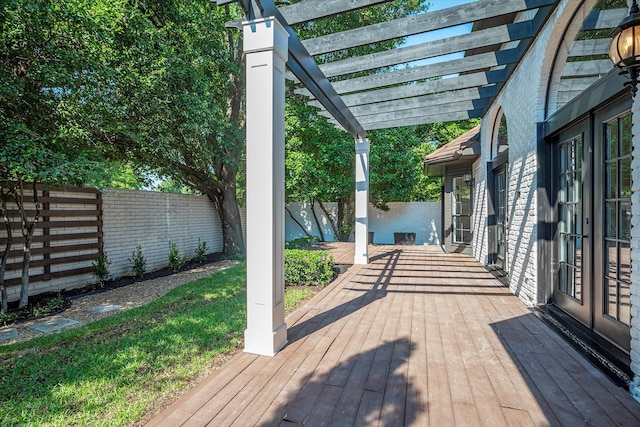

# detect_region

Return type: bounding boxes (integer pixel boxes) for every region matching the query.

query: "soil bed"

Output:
[0,253,236,341]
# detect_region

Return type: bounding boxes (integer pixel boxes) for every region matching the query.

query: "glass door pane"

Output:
[558,136,583,301]
[495,167,507,268]
[452,177,472,244]
[602,114,632,327]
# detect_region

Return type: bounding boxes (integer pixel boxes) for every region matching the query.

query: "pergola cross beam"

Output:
[301,0,557,56]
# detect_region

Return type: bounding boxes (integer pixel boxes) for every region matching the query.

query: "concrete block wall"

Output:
[285,201,442,245]
[285,202,338,242]
[102,188,223,278]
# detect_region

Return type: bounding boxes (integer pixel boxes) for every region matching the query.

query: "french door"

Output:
[553,102,631,352]
[593,104,632,350]
[554,119,591,325]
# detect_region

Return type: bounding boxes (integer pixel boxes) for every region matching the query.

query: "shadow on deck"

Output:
[147,244,640,426]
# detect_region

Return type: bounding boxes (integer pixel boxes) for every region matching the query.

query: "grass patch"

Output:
[285,287,313,313]
[0,262,319,427]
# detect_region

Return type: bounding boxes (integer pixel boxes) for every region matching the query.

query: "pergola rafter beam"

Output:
[303,72,503,107]
[327,99,490,126]
[368,110,484,129]
[562,59,613,77]
[279,0,394,25]
[568,39,610,57]
[331,92,493,118]
[302,0,557,56]
[308,49,516,96]
[225,0,395,29]
[317,21,535,78]
[581,8,627,31]
[354,110,484,130]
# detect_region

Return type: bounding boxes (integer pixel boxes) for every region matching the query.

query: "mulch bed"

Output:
[2,252,229,327]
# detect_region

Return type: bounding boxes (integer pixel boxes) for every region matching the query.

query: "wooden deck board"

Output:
[146,244,640,426]
[423,280,454,426]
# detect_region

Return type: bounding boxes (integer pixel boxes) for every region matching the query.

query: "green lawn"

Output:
[0,262,317,427]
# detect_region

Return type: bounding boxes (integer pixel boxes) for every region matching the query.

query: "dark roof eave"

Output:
[423,153,480,177]
[423,137,481,166]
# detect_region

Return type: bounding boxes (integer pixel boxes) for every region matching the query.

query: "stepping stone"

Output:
[85,304,122,314]
[30,317,79,333]
[0,328,18,342]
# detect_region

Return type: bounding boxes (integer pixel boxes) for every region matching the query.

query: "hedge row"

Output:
[284,249,335,287]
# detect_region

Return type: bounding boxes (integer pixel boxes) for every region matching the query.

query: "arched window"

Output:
[491,109,509,160]
[546,0,626,117]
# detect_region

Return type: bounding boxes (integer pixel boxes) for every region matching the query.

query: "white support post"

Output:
[354,138,370,265]
[243,17,288,356]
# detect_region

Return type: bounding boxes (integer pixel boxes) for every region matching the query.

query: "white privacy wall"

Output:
[102,189,223,278]
[8,186,441,300]
[285,201,441,245]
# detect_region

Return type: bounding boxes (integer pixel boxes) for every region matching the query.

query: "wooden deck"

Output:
[147,244,640,426]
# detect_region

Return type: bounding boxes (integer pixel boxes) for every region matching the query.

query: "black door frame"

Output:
[541,71,632,352]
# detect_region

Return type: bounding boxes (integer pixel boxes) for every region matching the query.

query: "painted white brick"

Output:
[284,201,441,245]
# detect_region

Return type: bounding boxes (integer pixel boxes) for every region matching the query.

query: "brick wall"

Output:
[102,189,223,278]
[2,188,439,301]
[474,0,583,307]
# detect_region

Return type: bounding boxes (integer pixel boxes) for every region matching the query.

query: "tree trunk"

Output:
[285,206,312,238]
[218,183,245,256]
[318,200,339,241]
[11,180,40,309]
[327,194,354,242]
[19,233,32,308]
[310,199,325,242]
[0,190,12,313]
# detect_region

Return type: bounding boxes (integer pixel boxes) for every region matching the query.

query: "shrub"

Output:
[0,311,18,326]
[168,242,186,271]
[129,245,146,279]
[285,236,320,249]
[193,239,208,264]
[32,294,65,317]
[92,253,111,287]
[284,249,335,287]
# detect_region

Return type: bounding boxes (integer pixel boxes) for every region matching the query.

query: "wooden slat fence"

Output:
[1,184,102,291]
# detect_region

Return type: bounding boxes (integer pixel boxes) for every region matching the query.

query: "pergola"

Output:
[215,0,566,356]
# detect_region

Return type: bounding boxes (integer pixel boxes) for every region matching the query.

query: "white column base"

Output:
[244,322,288,357]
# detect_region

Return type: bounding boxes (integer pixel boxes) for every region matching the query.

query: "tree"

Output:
[94,1,246,256]
[418,120,481,149]
[368,127,422,210]
[284,1,427,241]
[0,184,12,313]
[412,119,481,201]
[411,141,443,202]
[286,95,431,240]
[285,96,355,241]
[84,162,150,191]
[0,1,126,308]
